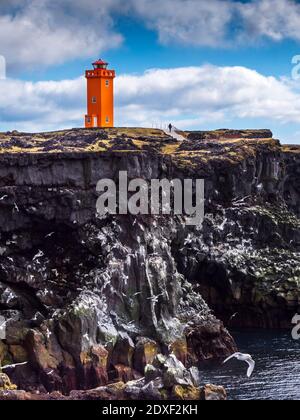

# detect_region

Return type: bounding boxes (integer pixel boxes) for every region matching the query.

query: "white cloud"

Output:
[1,65,300,135]
[0,0,123,69]
[128,0,300,47]
[0,77,85,132]
[129,0,233,47]
[238,0,300,42]
[1,0,300,70]
[116,66,300,124]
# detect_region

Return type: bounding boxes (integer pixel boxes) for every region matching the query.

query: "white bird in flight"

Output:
[1,362,28,370]
[33,250,44,261]
[45,232,55,238]
[223,352,255,378]
[147,293,164,303]
[229,312,239,322]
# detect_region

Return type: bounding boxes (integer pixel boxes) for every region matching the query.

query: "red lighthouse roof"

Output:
[92,59,108,66]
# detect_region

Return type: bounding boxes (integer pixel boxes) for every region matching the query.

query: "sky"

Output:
[1,0,300,143]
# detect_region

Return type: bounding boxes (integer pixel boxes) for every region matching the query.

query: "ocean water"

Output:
[199,329,300,400]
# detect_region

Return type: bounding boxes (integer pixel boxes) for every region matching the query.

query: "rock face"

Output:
[0,354,226,401]
[175,140,300,329]
[0,372,17,391]
[186,129,274,141]
[0,128,236,394]
[0,128,299,395]
[0,383,227,401]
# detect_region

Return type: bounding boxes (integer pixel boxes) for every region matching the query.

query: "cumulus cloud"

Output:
[1,0,300,70]
[0,0,123,69]
[238,0,300,42]
[0,76,85,132]
[1,65,300,133]
[130,0,300,47]
[129,0,233,47]
[116,66,300,126]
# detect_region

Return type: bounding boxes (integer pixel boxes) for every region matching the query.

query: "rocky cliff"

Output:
[0,128,299,395]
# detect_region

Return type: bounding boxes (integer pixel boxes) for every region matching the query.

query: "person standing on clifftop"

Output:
[168,123,173,133]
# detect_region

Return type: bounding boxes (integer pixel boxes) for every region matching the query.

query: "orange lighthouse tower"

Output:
[85,59,116,128]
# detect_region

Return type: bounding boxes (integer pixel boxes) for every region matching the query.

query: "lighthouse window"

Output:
[105,80,110,87]
[92,96,97,103]
[106,117,110,123]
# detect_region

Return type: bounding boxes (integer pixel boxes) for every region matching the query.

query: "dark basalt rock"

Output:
[0,151,235,392]
[0,128,298,395]
[186,129,273,141]
[0,354,227,400]
[0,383,227,401]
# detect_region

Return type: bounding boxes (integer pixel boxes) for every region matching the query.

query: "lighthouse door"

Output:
[93,116,98,127]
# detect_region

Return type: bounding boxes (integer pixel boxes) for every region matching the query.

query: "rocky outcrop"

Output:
[0,354,226,400]
[0,383,227,401]
[186,129,273,141]
[0,128,299,395]
[282,145,300,218]
[0,372,17,391]
[0,129,237,394]
[173,138,300,328]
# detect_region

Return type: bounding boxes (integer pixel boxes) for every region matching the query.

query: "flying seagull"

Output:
[1,362,28,370]
[147,293,165,304]
[223,352,255,378]
[229,312,239,322]
[45,232,55,238]
[33,250,44,261]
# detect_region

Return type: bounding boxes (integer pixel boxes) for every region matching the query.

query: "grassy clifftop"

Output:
[0,127,283,154]
[0,128,297,173]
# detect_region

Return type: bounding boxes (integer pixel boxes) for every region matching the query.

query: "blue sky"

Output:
[22,21,298,82]
[1,0,300,143]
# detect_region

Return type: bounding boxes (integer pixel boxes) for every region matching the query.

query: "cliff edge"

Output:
[0,127,298,394]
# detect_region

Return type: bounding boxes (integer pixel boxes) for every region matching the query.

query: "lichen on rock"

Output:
[0,128,298,396]
[0,373,17,391]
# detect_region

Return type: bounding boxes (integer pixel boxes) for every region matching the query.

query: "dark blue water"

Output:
[199,330,300,400]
